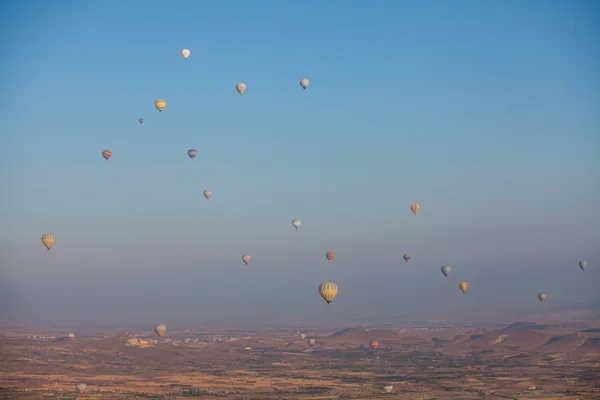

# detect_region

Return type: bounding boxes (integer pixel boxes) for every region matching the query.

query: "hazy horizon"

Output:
[1,1,599,329]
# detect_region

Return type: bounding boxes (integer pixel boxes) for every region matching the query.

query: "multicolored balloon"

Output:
[326,251,334,261]
[403,254,411,263]
[369,340,379,350]
[102,149,112,161]
[188,149,198,160]
[300,78,310,89]
[382,383,393,393]
[459,281,469,293]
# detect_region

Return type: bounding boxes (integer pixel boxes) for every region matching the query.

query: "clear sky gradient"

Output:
[1,0,598,327]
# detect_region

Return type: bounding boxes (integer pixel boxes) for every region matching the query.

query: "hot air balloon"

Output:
[300,333,306,341]
[441,265,451,277]
[538,293,547,302]
[236,83,246,96]
[579,261,587,271]
[369,340,379,350]
[154,324,167,338]
[242,254,251,265]
[188,149,197,160]
[300,78,310,89]
[326,251,334,261]
[308,338,316,347]
[102,149,112,161]
[139,118,144,124]
[319,282,338,305]
[181,49,190,59]
[41,233,56,251]
[292,219,301,229]
[459,281,469,293]
[75,383,87,394]
[382,383,393,393]
[204,190,212,200]
[411,203,420,215]
[403,254,411,263]
[155,99,166,112]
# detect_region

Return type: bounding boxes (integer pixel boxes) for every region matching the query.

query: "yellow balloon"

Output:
[459,281,469,293]
[41,233,56,251]
[319,282,338,305]
[155,100,166,112]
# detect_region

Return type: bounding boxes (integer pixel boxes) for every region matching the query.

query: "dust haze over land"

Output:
[1,260,598,329]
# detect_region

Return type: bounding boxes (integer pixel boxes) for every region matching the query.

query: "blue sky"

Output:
[1,0,598,327]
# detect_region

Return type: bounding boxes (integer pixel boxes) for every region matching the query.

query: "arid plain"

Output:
[2,311,600,399]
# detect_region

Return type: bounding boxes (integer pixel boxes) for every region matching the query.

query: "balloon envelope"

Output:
[155,99,166,112]
[300,78,310,89]
[242,254,251,265]
[41,233,56,250]
[75,383,87,394]
[326,251,334,261]
[292,219,301,229]
[403,254,411,263]
[319,282,338,305]
[369,340,379,350]
[188,149,198,160]
[181,49,190,59]
[236,83,246,95]
[139,118,144,124]
[579,261,587,271]
[204,190,212,200]
[102,149,112,161]
[154,324,167,338]
[382,383,393,393]
[538,293,547,302]
[459,281,469,293]
[441,265,451,276]
[411,203,420,215]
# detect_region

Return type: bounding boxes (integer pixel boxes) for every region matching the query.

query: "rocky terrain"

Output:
[1,321,600,399]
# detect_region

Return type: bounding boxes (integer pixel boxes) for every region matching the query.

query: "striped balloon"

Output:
[41,233,56,251]
[319,282,338,305]
[102,149,112,161]
[459,281,469,293]
[188,149,197,160]
[326,251,334,261]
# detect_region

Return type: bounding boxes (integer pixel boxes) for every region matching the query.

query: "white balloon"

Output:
[236,83,246,95]
[181,49,190,59]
